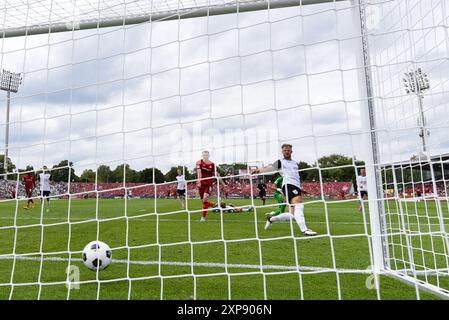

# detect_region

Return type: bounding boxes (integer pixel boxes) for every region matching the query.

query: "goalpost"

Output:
[0,0,448,300]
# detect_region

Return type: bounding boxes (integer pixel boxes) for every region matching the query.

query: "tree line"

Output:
[3,153,433,187]
[1,154,373,184]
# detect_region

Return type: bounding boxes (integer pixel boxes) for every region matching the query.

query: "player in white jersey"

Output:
[176,168,187,210]
[252,144,317,236]
[38,165,52,212]
[357,168,368,212]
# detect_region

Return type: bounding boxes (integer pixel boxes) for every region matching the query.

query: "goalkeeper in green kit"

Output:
[266,176,287,217]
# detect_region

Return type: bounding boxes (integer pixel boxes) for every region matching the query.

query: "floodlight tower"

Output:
[403,68,430,154]
[0,69,22,179]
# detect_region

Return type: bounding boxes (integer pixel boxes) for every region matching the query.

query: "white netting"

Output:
[0,0,448,300]
[366,0,449,297]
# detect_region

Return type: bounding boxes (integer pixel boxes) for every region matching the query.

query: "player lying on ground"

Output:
[22,171,36,209]
[211,202,253,213]
[252,144,317,236]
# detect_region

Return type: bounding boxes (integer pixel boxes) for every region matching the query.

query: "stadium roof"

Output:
[381,153,449,179]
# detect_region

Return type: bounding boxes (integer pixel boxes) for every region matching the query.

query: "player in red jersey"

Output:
[196,150,224,222]
[22,171,36,209]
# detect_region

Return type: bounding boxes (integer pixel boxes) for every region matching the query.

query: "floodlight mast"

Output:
[0,69,22,180]
[402,68,430,155]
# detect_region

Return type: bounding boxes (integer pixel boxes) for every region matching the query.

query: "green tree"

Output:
[315,154,364,182]
[97,165,114,183]
[51,160,78,182]
[138,167,165,183]
[382,165,422,185]
[298,161,319,181]
[126,167,139,183]
[0,154,16,174]
[113,164,140,183]
[80,169,96,183]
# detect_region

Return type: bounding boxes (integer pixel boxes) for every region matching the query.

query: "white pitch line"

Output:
[0,255,448,277]
[0,216,447,227]
[0,254,336,272]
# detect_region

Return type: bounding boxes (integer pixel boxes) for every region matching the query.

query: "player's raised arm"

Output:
[252,164,271,174]
[252,160,281,174]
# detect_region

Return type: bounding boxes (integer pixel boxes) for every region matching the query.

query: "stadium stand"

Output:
[0,179,357,199]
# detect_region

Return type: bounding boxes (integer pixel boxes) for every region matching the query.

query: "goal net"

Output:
[367,0,449,298]
[0,0,448,300]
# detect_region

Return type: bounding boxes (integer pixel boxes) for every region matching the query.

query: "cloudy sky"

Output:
[0,0,448,177]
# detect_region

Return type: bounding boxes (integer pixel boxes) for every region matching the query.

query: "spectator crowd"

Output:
[3,178,447,200]
[4,177,447,200]
[0,179,357,200]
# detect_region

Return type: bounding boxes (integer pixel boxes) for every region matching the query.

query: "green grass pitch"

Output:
[0,196,447,300]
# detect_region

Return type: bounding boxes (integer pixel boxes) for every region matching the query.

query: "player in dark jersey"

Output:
[257,181,267,205]
[22,171,36,209]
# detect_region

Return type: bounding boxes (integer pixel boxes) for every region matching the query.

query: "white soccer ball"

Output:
[82,240,112,271]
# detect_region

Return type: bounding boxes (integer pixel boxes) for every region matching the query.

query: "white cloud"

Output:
[0,0,447,177]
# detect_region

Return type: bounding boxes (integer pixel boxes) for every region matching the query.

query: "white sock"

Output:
[294,203,308,233]
[270,212,293,222]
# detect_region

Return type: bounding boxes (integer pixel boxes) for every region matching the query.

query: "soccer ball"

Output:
[82,240,112,271]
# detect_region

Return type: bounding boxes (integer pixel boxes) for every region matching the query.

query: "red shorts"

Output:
[25,188,34,195]
[199,184,212,199]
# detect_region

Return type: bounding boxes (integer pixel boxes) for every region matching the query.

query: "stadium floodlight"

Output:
[0,69,22,179]
[402,68,430,154]
[0,69,22,93]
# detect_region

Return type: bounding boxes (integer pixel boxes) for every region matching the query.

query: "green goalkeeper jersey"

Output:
[274,176,283,191]
[269,176,286,216]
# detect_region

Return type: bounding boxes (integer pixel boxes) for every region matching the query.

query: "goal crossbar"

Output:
[0,0,344,38]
